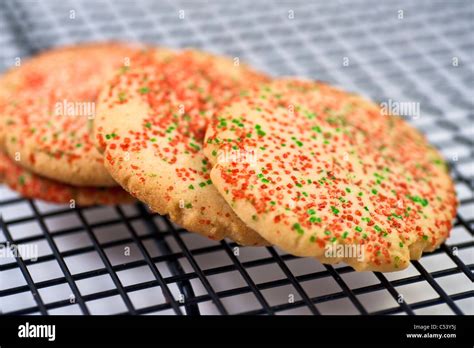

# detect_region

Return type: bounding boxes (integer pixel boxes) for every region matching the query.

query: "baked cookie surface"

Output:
[0,152,134,205]
[94,49,269,245]
[204,79,457,271]
[0,42,142,187]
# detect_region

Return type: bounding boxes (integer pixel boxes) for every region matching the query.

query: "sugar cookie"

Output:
[94,49,269,245]
[204,80,457,271]
[0,42,143,187]
[0,152,134,205]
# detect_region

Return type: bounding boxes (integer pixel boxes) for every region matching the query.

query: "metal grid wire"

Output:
[0,0,473,315]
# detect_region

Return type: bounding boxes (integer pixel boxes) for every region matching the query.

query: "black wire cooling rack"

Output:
[0,0,473,315]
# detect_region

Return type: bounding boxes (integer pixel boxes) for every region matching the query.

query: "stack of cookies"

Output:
[0,42,457,272]
[0,43,138,205]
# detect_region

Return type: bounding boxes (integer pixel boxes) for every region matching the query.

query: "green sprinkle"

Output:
[423,235,429,240]
[189,143,201,151]
[355,226,362,233]
[145,122,152,129]
[309,235,316,243]
[188,184,194,190]
[118,91,126,102]
[345,187,351,193]
[342,231,349,239]
[309,216,322,224]
[307,209,316,215]
[19,176,25,186]
[165,125,175,134]
[399,242,404,248]
[371,188,378,195]
[374,172,385,180]
[293,223,305,235]
[185,203,193,209]
[330,206,340,215]
[407,195,429,207]
[138,86,150,94]
[257,128,266,137]
[257,173,270,183]
[291,136,303,147]
[199,182,206,188]
[218,118,227,128]
[374,225,382,233]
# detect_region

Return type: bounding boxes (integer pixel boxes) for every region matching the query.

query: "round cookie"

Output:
[0,152,134,205]
[94,49,269,245]
[0,42,145,187]
[203,79,457,272]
